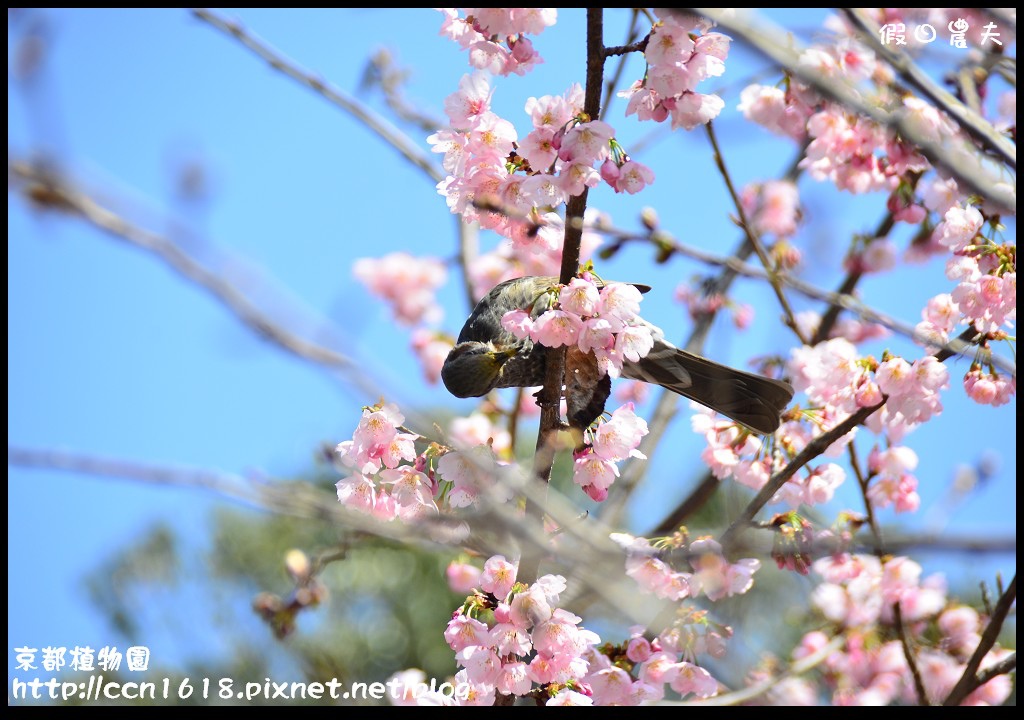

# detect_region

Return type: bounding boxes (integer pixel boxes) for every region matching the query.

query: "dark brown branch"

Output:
[894,602,931,706]
[719,403,881,552]
[944,574,1017,706]
[523,8,607,584]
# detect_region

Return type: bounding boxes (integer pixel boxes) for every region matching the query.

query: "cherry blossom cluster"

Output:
[739,179,802,239]
[334,401,515,520]
[441,555,603,705]
[334,395,654,518]
[865,444,921,513]
[687,337,949,517]
[426,555,732,705]
[691,405,848,510]
[945,251,1014,337]
[571,402,648,502]
[898,171,1016,411]
[437,8,556,77]
[501,275,656,380]
[909,189,1016,408]
[352,252,447,326]
[754,623,1011,706]
[619,11,731,131]
[788,337,948,443]
[962,362,1015,407]
[579,620,724,704]
[335,402,435,521]
[812,553,946,629]
[781,553,1014,705]
[736,22,953,196]
[428,74,656,250]
[611,533,760,603]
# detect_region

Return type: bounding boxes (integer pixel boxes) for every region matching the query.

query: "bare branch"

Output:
[190,8,442,184]
[9,157,361,375]
[590,221,1016,376]
[524,8,607,584]
[704,120,809,345]
[894,601,931,705]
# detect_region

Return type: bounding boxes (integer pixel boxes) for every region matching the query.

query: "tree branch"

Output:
[191,8,443,184]
[523,8,606,584]
[943,573,1017,706]
[9,157,364,376]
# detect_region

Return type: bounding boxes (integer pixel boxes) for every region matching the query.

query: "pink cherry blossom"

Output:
[609,159,655,194]
[353,253,447,326]
[496,661,532,696]
[446,561,482,594]
[936,203,984,253]
[741,180,801,237]
[449,412,512,456]
[558,277,601,316]
[559,120,614,164]
[531,308,582,347]
[444,614,491,652]
[410,329,453,384]
[335,472,377,514]
[443,72,493,126]
[670,661,718,698]
[480,554,518,598]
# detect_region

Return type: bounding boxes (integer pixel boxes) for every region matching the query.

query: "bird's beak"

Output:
[495,346,517,364]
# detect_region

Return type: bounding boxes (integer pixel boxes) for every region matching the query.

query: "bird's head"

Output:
[441,341,517,398]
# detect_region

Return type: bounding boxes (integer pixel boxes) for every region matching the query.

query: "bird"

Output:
[441,276,794,435]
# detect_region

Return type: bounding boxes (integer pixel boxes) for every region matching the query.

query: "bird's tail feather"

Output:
[624,344,794,434]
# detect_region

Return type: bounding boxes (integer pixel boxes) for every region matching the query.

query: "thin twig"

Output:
[894,601,931,706]
[849,441,885,556]
[190,8,442,184]
[705,120,809,345]
[599,9,645,122]
[10,158,359,374]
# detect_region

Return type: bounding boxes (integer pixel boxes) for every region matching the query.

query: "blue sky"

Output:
[8,8,1016,688]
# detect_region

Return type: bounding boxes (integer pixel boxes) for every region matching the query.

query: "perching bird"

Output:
[441,276,794,435]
